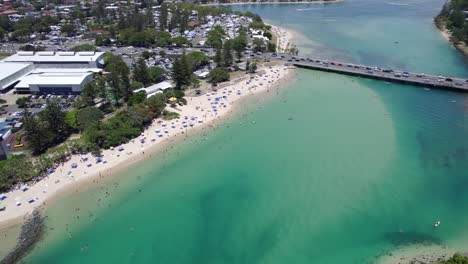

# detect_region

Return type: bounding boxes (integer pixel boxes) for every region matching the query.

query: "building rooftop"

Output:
[0,62,32,80]
[134,81,174,97]
[2,51,105,63]
[15,71,94,88]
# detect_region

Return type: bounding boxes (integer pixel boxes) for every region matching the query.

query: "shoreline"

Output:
[0,64,295,231]
[202,0,343,6]
[270,24,298,53]
[434,18,468,58]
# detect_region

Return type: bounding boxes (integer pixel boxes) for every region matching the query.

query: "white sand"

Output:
[0,65,294,228]
[377,244,460,264]
[271,25,296,53]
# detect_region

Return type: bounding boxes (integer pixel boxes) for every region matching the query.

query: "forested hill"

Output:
[436,0,468,44]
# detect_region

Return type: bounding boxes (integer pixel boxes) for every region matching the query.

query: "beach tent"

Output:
[118,145,124,151]
[27,198,35,203]
[0,205,5,211]
[96,157,103,163]
[168,97,177,102]
[71,163,78,168]
[0,194,7,200]
[47,168,55,174]
[81,155,88,160]
[20,185,28,192]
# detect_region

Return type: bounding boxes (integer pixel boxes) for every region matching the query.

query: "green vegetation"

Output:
[23,99,70,154]
[208,67,230,84]
[172,51,193,89]
[16,97,30,108]
[162,110,180,120]
[83,92,171,149]
[439,254,468,263]
[436,0,468,44]
[72,44,96,52]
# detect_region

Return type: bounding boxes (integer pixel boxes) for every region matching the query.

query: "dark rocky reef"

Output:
[1,210,46,264]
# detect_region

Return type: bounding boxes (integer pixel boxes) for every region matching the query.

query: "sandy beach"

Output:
[271,24,296,53]
[0,64,295,229]
[435,20,468,58]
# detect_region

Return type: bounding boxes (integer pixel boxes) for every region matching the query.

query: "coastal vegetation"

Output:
[435,0,468,54]
[439,254,468,263]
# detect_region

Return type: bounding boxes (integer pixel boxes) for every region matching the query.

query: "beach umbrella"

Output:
[168,97,177,102]
[16,201,21,206]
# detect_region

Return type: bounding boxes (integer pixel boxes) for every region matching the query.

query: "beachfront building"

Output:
[0,51,104,94]
[133,81,174,98]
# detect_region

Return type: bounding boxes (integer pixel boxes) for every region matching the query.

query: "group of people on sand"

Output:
[0,65,294,231]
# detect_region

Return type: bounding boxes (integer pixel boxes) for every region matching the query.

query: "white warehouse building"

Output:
[0,51,105,94]
[0,62,34,90]
[2,51,105,68]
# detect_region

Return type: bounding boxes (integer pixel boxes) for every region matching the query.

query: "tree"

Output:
[65,110,78,130]
[208,67,229,84]
[288,45,299,56]
[144,93,166,115]
[232,35,247,62]
[263,31,272,40]
[39,98,70,143]
[171,51,192,89]
[206,25,225,49]
[252,38,266,52]
[23,111,54,154]
[171,36,190,47]
[16,97,30,108]
[214,48,222,65]
[187,51,210,70]
[61,23,76,37]
[268,42,276,52]
[128,91,147,106]
[141,51,153,59]
[105,54,131,102]
[147,66,166,83]
[155,31,172,47]
[248,62,257,74]
[222,39,233,67]
[159,3,169,30]
[132,58,150,86]
[76,107,104,131]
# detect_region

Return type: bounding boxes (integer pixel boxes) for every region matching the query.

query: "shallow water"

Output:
[9,0,468,263]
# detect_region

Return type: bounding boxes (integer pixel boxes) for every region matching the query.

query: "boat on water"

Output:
[434,221,441,227]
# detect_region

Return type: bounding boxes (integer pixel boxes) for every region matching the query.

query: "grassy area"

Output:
[0,52,13,60]
[162,110,180,120]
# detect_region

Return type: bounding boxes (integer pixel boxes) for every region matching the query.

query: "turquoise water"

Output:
[10,0,468,263]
